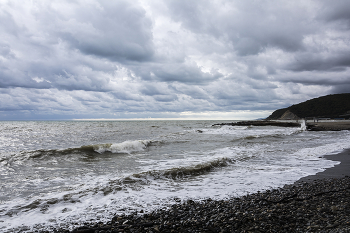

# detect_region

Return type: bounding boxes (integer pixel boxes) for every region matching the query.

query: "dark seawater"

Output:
[0,120,349,232]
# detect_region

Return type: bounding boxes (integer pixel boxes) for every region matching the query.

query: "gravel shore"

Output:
[51,150,350,233]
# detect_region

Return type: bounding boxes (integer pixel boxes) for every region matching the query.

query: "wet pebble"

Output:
[55,176,350,233]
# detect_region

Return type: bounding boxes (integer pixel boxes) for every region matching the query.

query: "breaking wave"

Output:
[203,125,303,139]
[82,140,152,154]
[1,140,154,164]
[2,156,236,221]
[134,157,235,180]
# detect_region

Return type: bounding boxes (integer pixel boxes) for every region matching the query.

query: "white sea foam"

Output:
[300,119,307,131]
[203,125,301,138]
[94,140,151,154]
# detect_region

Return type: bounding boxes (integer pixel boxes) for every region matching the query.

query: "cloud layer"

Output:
[0,0,349,120]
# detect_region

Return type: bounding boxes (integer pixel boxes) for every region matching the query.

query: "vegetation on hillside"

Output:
[266,93,350,120]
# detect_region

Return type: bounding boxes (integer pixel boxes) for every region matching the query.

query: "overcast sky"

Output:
[1,0,350,120]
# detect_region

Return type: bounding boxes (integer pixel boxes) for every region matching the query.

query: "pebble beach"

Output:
[53,149,350,233]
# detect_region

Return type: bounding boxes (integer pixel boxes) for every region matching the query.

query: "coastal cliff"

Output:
[266,93,350,120]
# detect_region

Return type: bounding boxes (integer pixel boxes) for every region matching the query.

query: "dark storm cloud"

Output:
[20,0,155,62]
[57,1,154,62]
[151,64,222,83]
[165,0,312,56]
[331,84,350,94]
[0,43,15,59]
[318,0,350,27]
[140,84,166,96]
[0,10,21,37]
[133,62,223,84]
[153,94,178,102]
[168,84,208,100]
[0,0,155,92]
[286,53,350,72]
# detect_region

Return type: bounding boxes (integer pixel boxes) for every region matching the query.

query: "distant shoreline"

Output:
[212,119,350,131]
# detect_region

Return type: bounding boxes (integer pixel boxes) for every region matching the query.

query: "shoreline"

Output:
[61,149,350,233]
[296,148,350,183]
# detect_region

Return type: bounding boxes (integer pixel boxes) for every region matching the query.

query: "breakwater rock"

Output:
[213,120,301,128]
[306,122,350,131]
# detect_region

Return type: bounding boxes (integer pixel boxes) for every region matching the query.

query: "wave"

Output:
[2,156,236,219]
[45,139,152,156]
[80,157,236,197]
[203,124,304,139]
[100,157,236,193]
[1,140,154,164]
[81,140,152,154]
[134,157,235,180]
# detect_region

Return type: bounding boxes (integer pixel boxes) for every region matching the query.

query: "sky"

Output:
[0,0,350,120]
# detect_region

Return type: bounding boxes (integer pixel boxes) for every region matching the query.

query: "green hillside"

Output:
[266,93,350,120]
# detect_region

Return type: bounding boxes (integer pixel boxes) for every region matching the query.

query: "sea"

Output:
[1,120,349,232]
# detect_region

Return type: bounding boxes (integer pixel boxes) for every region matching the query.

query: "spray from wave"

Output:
[300,119,307,131]
[86,140,152,154]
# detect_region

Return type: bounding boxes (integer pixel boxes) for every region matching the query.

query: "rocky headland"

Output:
[266,93,350,121]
